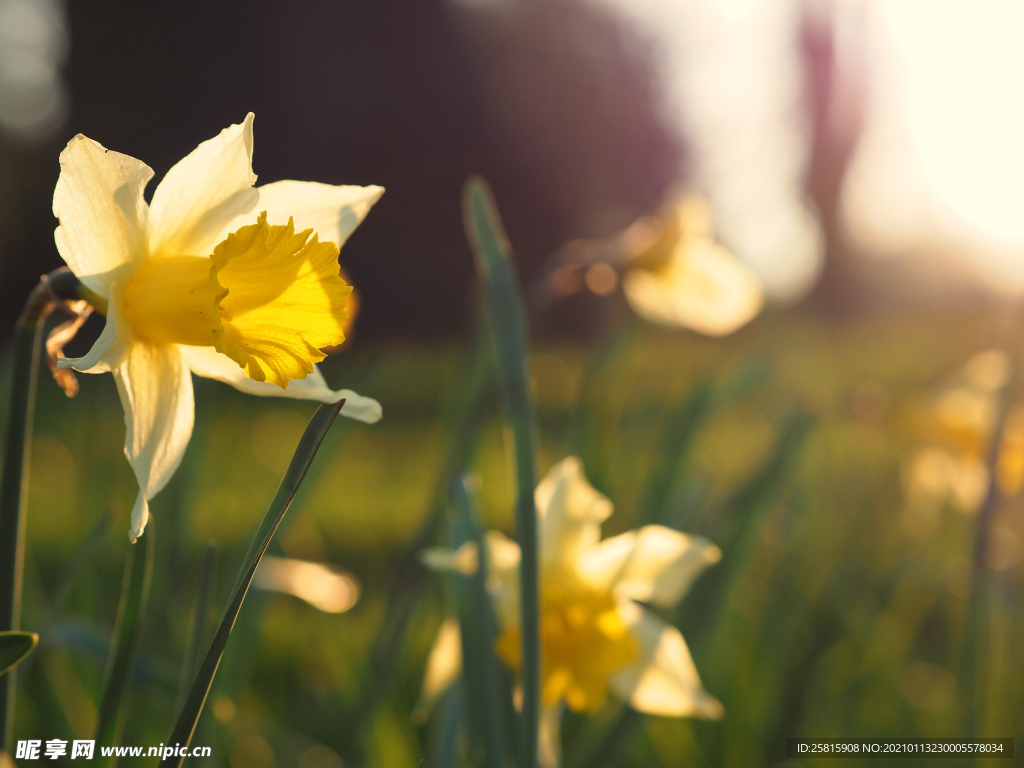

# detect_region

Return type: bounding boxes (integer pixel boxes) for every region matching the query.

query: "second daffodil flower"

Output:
[622,196,763,336]
[52,114,383,541]
[423,457,723,766]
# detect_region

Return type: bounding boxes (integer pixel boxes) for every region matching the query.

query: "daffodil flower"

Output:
[905,349,1024,516]
[423,457,722,766]
[52,114,383,541]
[622,196,763,336]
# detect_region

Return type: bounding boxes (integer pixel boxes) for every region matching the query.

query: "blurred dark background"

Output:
[0,0,680,340]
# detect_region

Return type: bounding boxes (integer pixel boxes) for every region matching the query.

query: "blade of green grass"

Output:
[679,409,814,649]
[565,705,636,768]
[0,632,38,676]
[47,511,113,618]
[338,345,494,759]
[166,400,345,765]
[174,543,216,719]
[635,381,716,526]
[94,518,155,765]
[17,511,113,679]
[566,315,637,459]
[451,475,508,768]
[428,685,464,768]
[464,176,540,768]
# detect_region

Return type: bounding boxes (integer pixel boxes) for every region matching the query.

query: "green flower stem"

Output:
[452,475,507,768]
[94,520,155,766]
[0,319,41,753]
[0,268,110,751]
[167,400,345,765]
[463,177,540,768]
[962,332,1021,737]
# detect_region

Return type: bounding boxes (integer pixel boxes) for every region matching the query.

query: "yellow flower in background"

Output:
[424,457,723,766]
[622,196,763,336]
[52,114,383,540]
[905,349,1024,514]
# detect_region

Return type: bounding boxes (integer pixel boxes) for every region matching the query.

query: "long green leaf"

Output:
[174,543,216,719]
[451,475,508,768]
[94,519,155,765]
[166,400,345,765]
[0,632,38,676]
[463,176,540,768]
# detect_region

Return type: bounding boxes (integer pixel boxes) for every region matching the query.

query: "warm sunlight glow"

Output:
[841,0,1024,292]
[591,0,823,301]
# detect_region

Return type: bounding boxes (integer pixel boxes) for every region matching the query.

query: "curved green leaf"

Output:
[0,631,38,676]
[463,176,540,768]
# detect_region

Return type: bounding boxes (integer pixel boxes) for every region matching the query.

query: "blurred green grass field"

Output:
[5,305,1022,767]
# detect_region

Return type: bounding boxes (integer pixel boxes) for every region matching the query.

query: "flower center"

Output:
[119,212,352,388]
[120,256,225,348]
[495,582,638,713]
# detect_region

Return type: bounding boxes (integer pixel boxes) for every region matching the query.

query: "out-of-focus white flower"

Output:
[424,457,723,766]
[253,557,360,614]
[622,197,764,336]
[413,618,463,723]
[904,349,1024,516]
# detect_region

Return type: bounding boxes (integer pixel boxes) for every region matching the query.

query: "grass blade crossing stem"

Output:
[463,177,540,768]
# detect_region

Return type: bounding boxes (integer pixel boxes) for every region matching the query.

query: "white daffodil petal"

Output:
[420,533,521,646]
[623,240,763,337]
[421,542,479,575]
[577,526,722,609]
[114,343,195,541]
[414,618,463,722]
[176,345,382,423]
[484,530,521,631]
[147,114,258,257]
[536,457,613,570]
[52,135,153,295]
[214,180,384,249]
[608,603,723,720]
[57,284,131,374]
[128,492,150,546]
[538,703,565,768]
